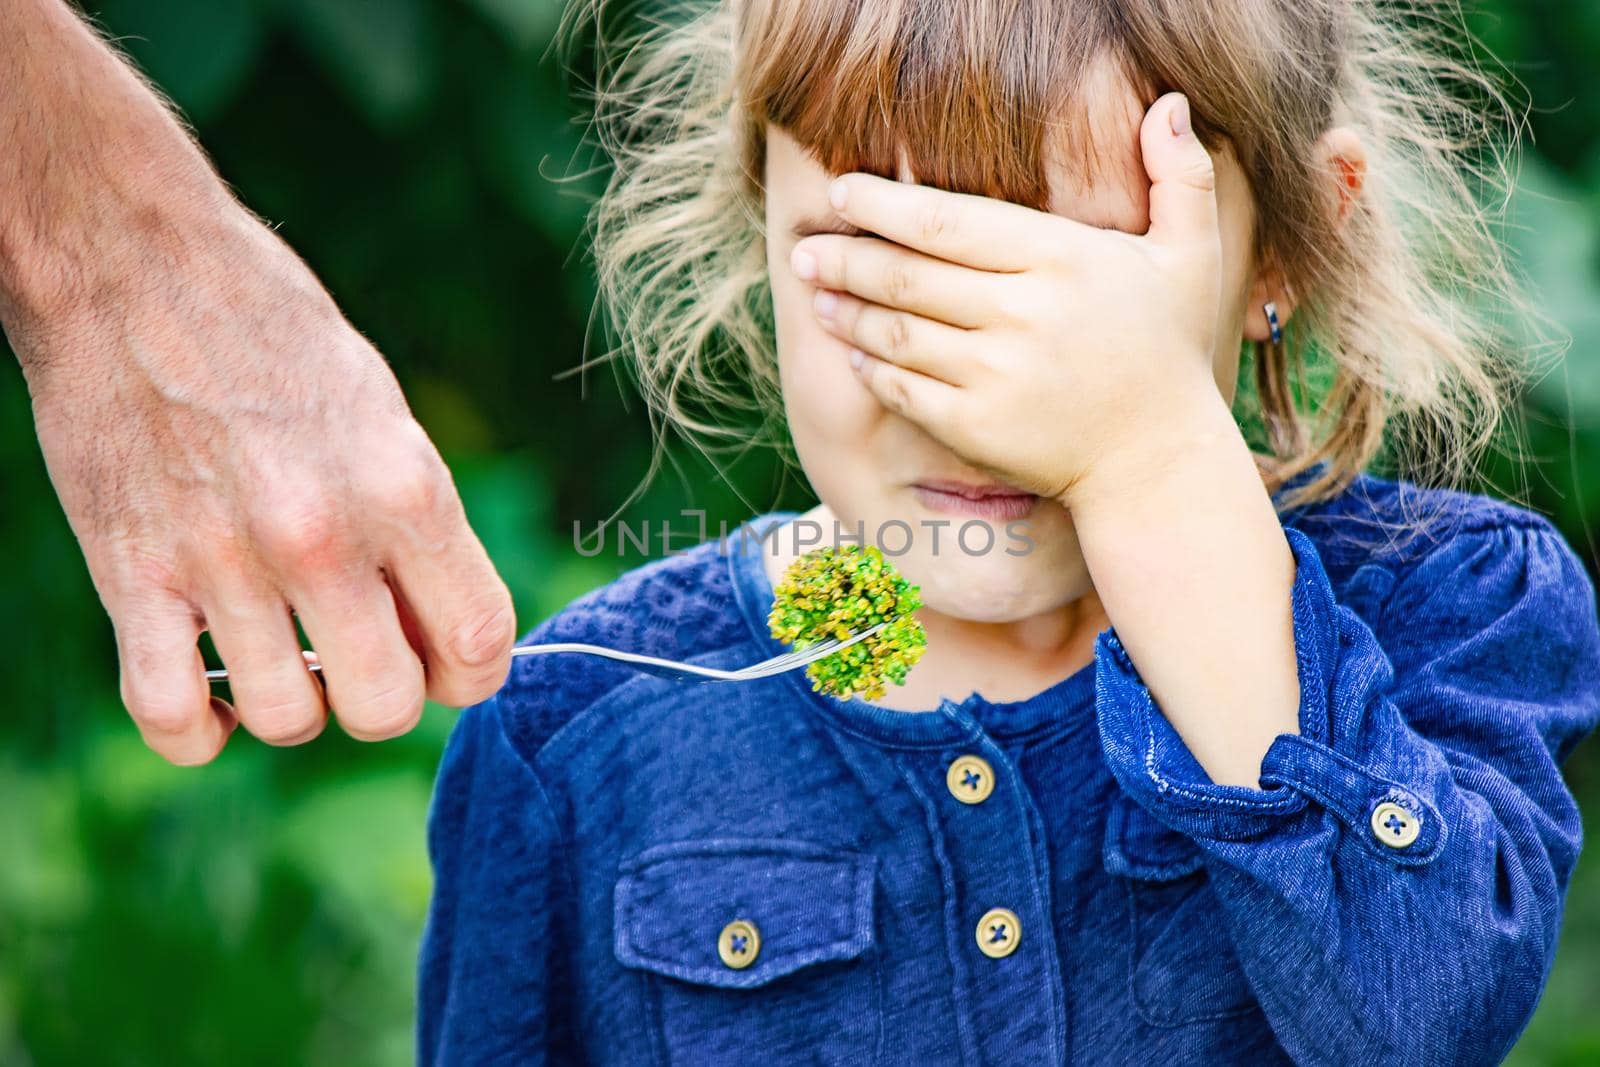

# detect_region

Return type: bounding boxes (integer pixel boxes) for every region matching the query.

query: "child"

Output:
[418,0,1600,1063]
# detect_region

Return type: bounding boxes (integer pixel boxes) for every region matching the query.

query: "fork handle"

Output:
[204,643,742,683]
[203,622,889,684]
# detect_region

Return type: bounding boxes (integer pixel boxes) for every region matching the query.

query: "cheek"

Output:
[1212,167,1256,325]
[767,253,879,444]
[1218,226,1251,308]
[1215,231,1252,343]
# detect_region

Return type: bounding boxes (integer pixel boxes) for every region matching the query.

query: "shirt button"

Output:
[718,919,761,968]
[1370,801,1420,848]
[976,907,1021,959]
[946,754,996,804]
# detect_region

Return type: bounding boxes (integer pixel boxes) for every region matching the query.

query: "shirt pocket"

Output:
[613,837,882,1066]
[1102,797,1261,1028]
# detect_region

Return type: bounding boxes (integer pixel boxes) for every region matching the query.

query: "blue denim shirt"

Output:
[417,470,1600,1065]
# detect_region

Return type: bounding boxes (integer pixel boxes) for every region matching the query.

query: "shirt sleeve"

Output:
[417,695,580,1066]
[1093,514,1600,1066]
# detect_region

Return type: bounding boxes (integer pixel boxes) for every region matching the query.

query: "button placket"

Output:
[903,713,1066,1064]
[976,907,1021,959]
[947,754,995,804]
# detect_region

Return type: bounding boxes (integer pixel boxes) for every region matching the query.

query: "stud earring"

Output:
[1264,301,1283,344]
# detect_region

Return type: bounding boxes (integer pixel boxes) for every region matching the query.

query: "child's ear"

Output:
[1317,125,1368,226]
[1242,126,1367,344]
[1243,260,1291,344]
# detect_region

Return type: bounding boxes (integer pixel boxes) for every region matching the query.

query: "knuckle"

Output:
[1027,235,1067,275]
[885,313,912,359]
[255,496,346,569]
[198,522,255,573]
[915,202,952,245]
[991,283,1038,328]
[122,678,198,737]
[334,680,426,740]
[241,696,326,746]
[103,540,186,599]
[881,261,914,305]
[448,601,518,672]
[119,634,185,689]
[879,373,911,414]
[365,464,445,522]
[1034,219,1083,274]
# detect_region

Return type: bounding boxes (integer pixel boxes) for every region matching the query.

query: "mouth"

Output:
[910,478,1039,521]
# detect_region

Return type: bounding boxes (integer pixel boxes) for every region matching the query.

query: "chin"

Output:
[899,551,1074,623]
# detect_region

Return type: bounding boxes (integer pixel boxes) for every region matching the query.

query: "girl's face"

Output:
[762,60,1262,624]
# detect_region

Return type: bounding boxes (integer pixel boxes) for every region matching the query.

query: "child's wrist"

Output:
[1056,386,1238,514]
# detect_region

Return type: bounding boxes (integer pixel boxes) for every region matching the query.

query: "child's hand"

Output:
[791,92,1230,507]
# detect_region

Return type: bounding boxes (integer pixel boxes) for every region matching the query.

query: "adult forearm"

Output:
[0,0,233,338]
[0,0,517,765]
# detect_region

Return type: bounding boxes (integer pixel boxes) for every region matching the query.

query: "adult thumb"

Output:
[1140,92,1219,247]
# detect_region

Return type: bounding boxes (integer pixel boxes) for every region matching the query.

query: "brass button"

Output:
[1370,801,1420,849]
[975,907,1021,959]
[718,919,760,968]
[946,754,995,804]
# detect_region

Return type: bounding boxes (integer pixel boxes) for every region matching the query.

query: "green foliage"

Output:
[0,1,1597,1063]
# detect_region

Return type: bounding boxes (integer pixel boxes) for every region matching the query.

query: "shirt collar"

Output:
[724,510,1097,747]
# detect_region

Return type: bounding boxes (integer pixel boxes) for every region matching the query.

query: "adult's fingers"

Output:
[288,562,427,742]
[114,590,236,765]
[384,524,516,708]
[200,578,328,746]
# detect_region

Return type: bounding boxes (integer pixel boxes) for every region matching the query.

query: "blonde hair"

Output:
[556,0,1552,538]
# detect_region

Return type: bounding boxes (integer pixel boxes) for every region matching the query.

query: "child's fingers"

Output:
[816,288,974,385]
[1139,92,1220,250]
[792,234,1008,328]
[849,349,961,439]
[825,171,1059,272]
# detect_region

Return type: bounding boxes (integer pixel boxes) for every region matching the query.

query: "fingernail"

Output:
[829,178,848,210]
[1169,95,1192,137]
[791,245,817,280]
[209,696,238,727]
[814,290,838,319]
[848,347,865,370]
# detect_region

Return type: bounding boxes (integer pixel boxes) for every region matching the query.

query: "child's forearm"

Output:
[1060,388,1301,789]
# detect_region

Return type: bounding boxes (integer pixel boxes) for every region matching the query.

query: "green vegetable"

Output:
[767,543,927,701]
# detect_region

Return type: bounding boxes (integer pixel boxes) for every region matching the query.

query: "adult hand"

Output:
[786,91,1227,506]
[2,0,516,764]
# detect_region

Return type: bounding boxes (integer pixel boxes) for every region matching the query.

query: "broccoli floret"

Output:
[767,543,927,701]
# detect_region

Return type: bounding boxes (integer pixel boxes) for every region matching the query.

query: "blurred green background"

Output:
[1,1,1597,1063]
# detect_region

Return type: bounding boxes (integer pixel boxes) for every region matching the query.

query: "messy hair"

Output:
[556,0,1550,536]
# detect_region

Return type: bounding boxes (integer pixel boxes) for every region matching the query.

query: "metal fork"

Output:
[203,620,891,684]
